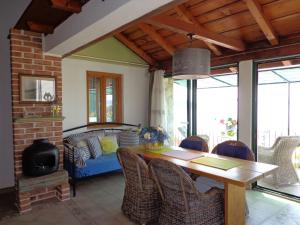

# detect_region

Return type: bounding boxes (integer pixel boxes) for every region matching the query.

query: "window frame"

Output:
[86,71,123,125]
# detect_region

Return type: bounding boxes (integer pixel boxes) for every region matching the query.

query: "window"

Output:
[173,80,188,145]
[196,67,238,149]
[87,71,123,124]
[171,66,238,150]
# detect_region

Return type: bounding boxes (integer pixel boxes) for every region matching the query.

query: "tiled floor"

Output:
[0,173,300,225]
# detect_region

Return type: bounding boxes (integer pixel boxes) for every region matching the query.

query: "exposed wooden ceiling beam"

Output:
[175,5,222,56]
[51,0,82,13]
[148,15,245,51]
[115,33,156,66]
[27,21,54,34]
[244,0,279,45]
[282,60,292,66]
[160,35,300,70]
[138,22,175,55]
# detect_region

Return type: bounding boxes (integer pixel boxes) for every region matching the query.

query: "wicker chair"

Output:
[149,158,224,225]
[196,140,254,193]
[179,136,209,152]
[196,140,254,216]
[117,148,161,224]
[258,136,300,186]
[212,140,255,161]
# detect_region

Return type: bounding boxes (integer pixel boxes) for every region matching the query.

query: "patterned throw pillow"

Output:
[86,136,102,158]
[66,133,89,146]
[73,146,91,168]
[99,135,119,154]
[76,140,88,148]
[119,131,139,147]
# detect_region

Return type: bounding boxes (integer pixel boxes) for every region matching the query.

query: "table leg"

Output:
[225,183,246,225]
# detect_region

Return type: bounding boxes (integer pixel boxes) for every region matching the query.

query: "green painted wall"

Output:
[72,37,148,66]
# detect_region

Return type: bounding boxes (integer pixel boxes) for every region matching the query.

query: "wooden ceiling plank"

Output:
[51,0,81,13]
[27,21,54,34]
[175,4,222,56]
[114,33,156,66]
[244,0,279,45]
[148,15,245,51]
[229,67,238,73]
[282,60,292,66]
[138,22,176,55]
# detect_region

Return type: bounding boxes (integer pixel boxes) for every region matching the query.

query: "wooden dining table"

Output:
[133,145,278,225]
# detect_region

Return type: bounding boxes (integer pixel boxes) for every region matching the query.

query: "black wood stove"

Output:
[22,139,59,177]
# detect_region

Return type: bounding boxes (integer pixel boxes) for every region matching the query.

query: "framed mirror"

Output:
[19,74,56,103]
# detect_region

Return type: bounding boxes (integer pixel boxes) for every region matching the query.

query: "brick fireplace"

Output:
[10,29,70,214]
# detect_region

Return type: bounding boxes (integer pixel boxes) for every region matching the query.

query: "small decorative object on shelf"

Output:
[43,92,55,102]
[139,126,168,150]
[220,117,237,137]
[51,97,62,117]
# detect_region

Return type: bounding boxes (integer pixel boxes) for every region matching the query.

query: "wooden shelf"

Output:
[13,116,65,123]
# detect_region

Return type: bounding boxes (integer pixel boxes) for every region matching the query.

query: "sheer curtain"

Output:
[150,70,174,144]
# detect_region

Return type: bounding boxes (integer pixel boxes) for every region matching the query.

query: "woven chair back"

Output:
[212,140,255,161]
[272,136,300,161]
[117,148,151,190]
[149,158,200,212]
[179,136,209,152]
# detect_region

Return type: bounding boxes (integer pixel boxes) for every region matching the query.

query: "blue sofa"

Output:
[64,153,121,179]
[63,123,140,196]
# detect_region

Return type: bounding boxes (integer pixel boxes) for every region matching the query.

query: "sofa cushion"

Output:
[100,135,119,154]
[90,130,105,139]
[72,146,91,168]
[77,140,88,147]
[86,136,102,159]
[119,131,139,147]
[69,153,121,178]
[66,133,89,146]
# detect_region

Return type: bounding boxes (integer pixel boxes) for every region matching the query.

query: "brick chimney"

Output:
[10,29,70,214]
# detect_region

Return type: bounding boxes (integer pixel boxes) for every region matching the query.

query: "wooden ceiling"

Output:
[114,0,300,68]
[15,0,300,69]
[15,0,89,34]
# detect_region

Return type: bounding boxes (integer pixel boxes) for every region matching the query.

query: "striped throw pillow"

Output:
[86,136,102,158]
[119,131,139,147]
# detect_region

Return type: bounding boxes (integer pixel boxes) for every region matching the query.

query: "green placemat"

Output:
[143,147,172,154]
[191,157,241,170]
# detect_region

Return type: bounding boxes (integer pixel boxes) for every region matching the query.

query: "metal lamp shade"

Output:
[172,48,211,80]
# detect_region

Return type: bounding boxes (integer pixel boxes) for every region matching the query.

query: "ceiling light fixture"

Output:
[172,33,211,80]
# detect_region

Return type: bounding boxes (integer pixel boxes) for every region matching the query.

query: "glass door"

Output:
[256,60,300,198]
[173,80,189,145]
[196,67,238,150]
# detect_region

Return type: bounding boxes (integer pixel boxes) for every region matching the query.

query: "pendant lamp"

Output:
[172,34,211,80]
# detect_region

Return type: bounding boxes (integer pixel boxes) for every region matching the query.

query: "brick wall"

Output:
[10,29,63,177]
[10,29,69,213]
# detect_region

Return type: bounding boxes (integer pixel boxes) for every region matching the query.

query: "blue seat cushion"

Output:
[216,144,248,160]
[65,153,121,178]
[179,139,202,150]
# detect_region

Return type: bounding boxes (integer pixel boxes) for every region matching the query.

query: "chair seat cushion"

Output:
[216,144,248,160]
[195,176,224,193]
[179,139,202,150]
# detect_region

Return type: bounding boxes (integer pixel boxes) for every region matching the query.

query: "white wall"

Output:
[0,0,31,189]
[62,58,149,130]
